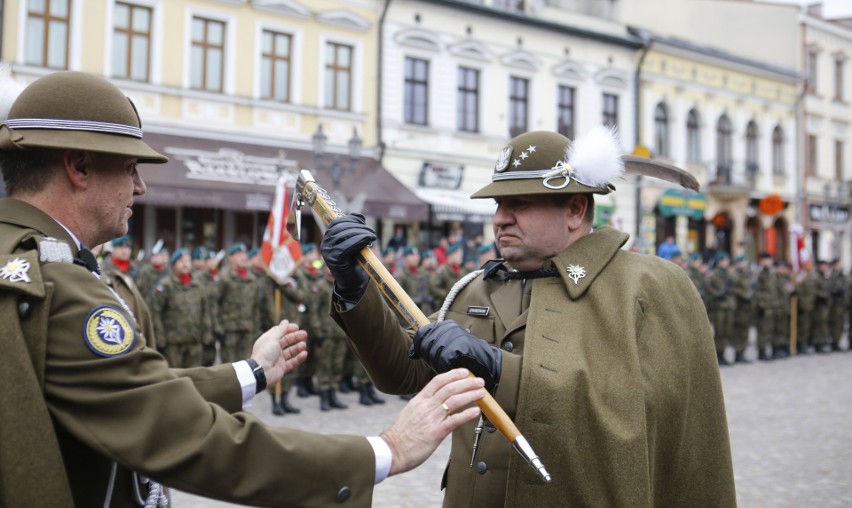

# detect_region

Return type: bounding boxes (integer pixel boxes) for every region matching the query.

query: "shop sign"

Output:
[809,204,849,224]
[419,162,464,189]
[758,194,784,215]
[165,147,299,186]
[658,189,706,220]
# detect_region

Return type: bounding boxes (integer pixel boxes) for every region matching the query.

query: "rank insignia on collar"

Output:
[83,306,136,357]
[0,258,32,283]
[38,237,74,264]
[566,264,586,285]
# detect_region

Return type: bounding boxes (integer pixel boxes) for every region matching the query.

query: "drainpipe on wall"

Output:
[632,28,653,245]
[376,0,391,164]
[798,16,808,238]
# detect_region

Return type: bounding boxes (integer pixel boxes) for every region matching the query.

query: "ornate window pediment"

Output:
[552,60,586,81]
[316,10,371,31]
[252,0,311,18]
[500,49,540,71]
[595,68,628,89]
[448,40,491,62]
[395,29,441,52]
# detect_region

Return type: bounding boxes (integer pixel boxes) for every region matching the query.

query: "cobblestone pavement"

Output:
[172,341,852,507]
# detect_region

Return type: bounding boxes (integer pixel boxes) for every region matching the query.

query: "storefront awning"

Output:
[137,133,429,221]
[658,189,706,220]
[415,187,497,223]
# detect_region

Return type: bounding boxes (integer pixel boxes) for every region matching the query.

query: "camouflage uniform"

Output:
[705,261,735,363]
[773,268,794,357]
[827,267,847,350]
[795,270,818,352]
[754,264,778,360]
[134,260,166,304]
[395,263,435,322]
[812,268,831,351]
[730,263,754,361]
[293,263,325,396]
[151,271,213,368]
[217,265,260,363]
[429,262,463,309]
[193,268,221,366]
[257,270,302,415]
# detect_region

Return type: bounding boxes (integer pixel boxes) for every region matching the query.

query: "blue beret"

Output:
[301,243,317,255]
[191,246,208,260]
[247,247,260,258]
[111,234,132,247]
[446,243,463,256]
[403,245,419,256]
[170,248,188,266]
[228,242,247,255]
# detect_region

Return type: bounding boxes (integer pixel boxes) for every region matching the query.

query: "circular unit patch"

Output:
[83,306,136,357]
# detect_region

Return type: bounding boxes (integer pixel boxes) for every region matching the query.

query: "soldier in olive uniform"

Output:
[772,260,794,358]
[812,260,832,352]
[395,245,434,320]
[827,259,847,351]
[685,253,708,314]
[322,128,735,507]
[730,255,754,363]
[217,242,261,363]
[151,248,214,368]
[314,264,351,411]
[795,266,818,354]
[100,234,138,279]
[754,252,778,360]
[0,70,488,507]
[429,242,465,307]
[134,245,168,304]
[293,243,323,397]
[192,246,221,366]
[704,252,735,365]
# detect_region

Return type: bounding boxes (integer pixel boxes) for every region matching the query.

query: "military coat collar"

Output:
[0,198,80,255]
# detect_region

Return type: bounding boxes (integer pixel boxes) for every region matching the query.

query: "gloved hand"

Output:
[410,320,502,393]
[321,213,376,302]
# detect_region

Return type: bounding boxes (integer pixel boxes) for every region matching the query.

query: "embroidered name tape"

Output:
[467,306,490,317]
[83,306,136,357]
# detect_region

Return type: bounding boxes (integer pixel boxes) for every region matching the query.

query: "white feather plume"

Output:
[565,125,625,188]
[0,64,28,122]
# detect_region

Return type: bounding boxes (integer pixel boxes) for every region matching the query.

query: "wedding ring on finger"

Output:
[442,402,451,417]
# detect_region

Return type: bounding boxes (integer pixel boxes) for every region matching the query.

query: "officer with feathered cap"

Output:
[321,126,735,506]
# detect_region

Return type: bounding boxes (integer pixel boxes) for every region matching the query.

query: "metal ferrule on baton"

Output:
[292,170,551,484]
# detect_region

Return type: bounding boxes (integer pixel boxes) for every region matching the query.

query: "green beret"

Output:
[247,247,260,258]
[170,248,188,266]
[446,243,463,256]
[191,246,208,260]
[477,243,495,255]
[403,245,419,256]
[688,253,703,262]
[228,242,247,255]
[111,235,132,247]
[301,243,317,255]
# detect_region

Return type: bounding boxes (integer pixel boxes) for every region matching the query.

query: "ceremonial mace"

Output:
[292,169,552,483]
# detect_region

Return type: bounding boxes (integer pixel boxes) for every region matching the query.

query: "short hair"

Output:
[0,148,63,196]
[553,193,595,224]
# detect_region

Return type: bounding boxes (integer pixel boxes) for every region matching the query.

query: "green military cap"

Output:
[688,253,703,262]
[446,243,463,255]
[733,255,746,263]
[477,243,495,255]
[403,245,419,256]
[247,247,260,258]
[191,246,208,260]
[301,242,317,255]
[170,248,189,266]
[715,251,730,261]
[228,242,247,255]
[471,126,624,199]
[0,71,167,163]
[112,234,132,247]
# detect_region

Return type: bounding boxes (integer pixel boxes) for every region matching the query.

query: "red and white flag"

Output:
[790,224,810,272]
[260,175,301,283]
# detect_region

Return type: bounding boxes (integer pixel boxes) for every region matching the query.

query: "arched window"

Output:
[686,109,701,163]
[716,115,733,184]
[772,126,785,175]
[745,121,759,182]
[654,103,669,157]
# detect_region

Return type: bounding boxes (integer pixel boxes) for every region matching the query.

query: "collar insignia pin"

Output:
[566,264,586,285]
[0,258,32,283]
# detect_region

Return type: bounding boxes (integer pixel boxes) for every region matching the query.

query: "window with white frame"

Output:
[190,16,225,92]
[716,115,733,182]
[772,125,785,176]
[602,93,618,130]
[112,2,151,82]
[509,76,529,138]
[457,66,479,132]
[834,55,845,102]
[654,102,669,158]
[745,121,759,181]
[260,30,292,102]
[557,85,575,140]
[26,0,71,69]
[404,57,429,125]
[325,42,352,111]
[686,109,701,163]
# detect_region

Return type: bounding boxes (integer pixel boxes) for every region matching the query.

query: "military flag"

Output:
[260,175,301,283]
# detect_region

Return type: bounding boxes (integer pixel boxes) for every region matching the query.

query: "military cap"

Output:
[0,71,167,163]
[112,235,132,247]
[670,248,683,259]
[446,243,463,256]
[228,242,248,255]
[715,251,730,261]
[472,126,624,199]
[301,242,317,255]
[688,253,703,262]
[403,245,419,256]
[170,248,189,266]
[758,252,773,260]
[422,249,434,259]
[733,255,746,263]
[191,246,208,260]
[247,247,260,258]
[381,246,394,257]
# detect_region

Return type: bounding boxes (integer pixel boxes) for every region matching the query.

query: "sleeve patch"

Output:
[83,306,137,357]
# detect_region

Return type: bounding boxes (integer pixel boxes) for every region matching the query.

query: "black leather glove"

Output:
[410,320,502,393]
[321,213,376,302]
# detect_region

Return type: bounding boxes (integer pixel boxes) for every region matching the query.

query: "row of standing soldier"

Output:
[683,252,850,364]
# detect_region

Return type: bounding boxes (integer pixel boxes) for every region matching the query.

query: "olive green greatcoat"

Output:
[334,227,735,507]
[0,198,374,508]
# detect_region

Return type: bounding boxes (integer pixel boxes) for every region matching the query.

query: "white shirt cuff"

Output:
[367,436,392,484]
[232,361,256,409]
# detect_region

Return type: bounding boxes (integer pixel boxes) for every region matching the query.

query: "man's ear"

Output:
[564,194,588,230]
[62,150,89,190]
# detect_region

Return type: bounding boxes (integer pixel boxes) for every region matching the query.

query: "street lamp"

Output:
[311,123,362,189]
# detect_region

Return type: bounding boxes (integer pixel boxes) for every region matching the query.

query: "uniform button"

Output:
[336,486,351,502]
[18,300,30,318]
[501,340,514,352]
[476,461,488,474]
